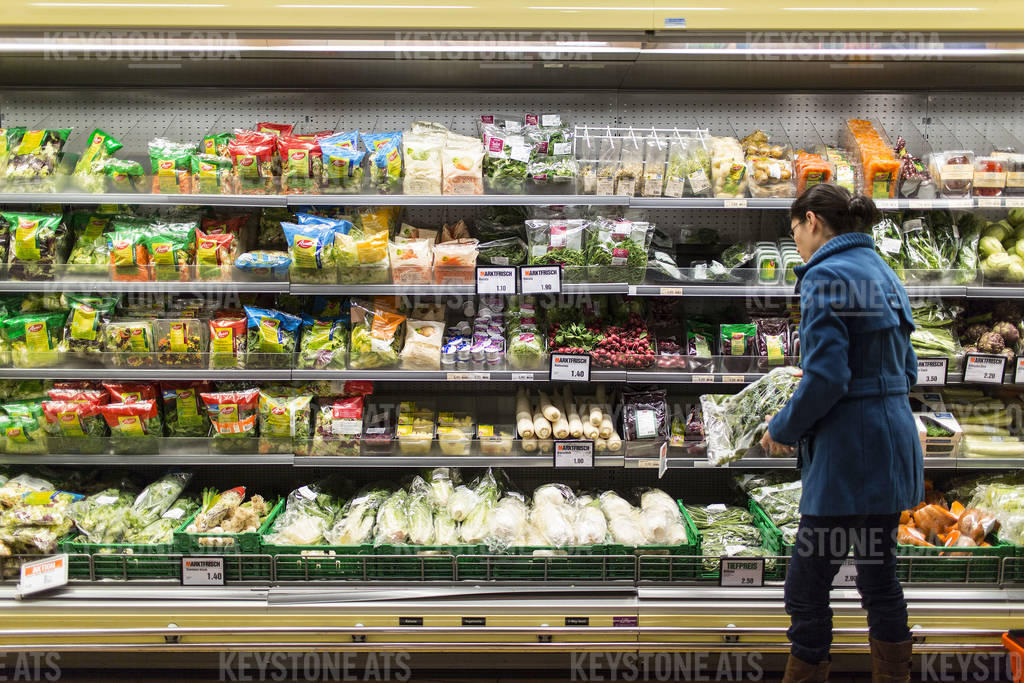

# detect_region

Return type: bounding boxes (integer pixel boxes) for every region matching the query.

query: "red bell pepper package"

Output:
[194,228,234,281]
[102,382,159,404]
[228,131,276,195]
[278,135,322,194]
[200,388,259,436]
[46,388,110,405]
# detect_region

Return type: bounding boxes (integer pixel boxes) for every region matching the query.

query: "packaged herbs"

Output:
[297,315,348,370]
[209,313,247,370]
[3,311,67,367]
[103,320,154,368]
[901,212,942,280]
[160,381,211,438]
[42,400,106,454]
[64,295,117,356]
[477,237,528,266]
[99,399,162,454]
[4,212,66,281]
[244,306,301,369]
[200,388,259,453]
[311,396,363,456]
[584,218,651,284]
[258,391,313,455]
[872,216,906,280]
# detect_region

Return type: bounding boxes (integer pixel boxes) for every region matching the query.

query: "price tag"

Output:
[181,557,225,586]
[554,440,595,468]
[512,372,536,382]
[476,266,517,295]
[723,199,747,208]
[692,374,715,384]
[18,555,68,597]
[832,559,857,588]
[916,357,948,386]
[963,354,1007,385]
[908,199,934,210]
[659,287,683,296]
[722,375,745,383]
[550,353,591,382]
[520,265,561,294]
[1015,358,1024,384]
[658,441,668,479]
[446,372,490,381]
[977,197,1002,208]
[1006,198,1024,208]
[948,199,973,209]
[399,617,423,626]
[636,459,660,469]
[875,199,898,210]
[719,557,764,587]
[462,617,486,626]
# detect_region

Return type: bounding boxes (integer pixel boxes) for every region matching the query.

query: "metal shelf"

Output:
[290,369,549,381]
[625,371,765,384]
[0,454,293,465]
[288,194,629,207]
[0,368,291,380]
[0,193,287,207]
[952,457,1024,469]
[293,455,625,467]
[0,280,288,294]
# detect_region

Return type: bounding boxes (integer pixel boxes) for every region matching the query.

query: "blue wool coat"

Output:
[768,232,925,516]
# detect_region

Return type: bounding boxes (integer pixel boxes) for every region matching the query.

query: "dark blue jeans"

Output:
[784,513,910,664]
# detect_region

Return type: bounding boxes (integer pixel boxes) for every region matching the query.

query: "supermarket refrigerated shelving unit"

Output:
[2,13,1024,669]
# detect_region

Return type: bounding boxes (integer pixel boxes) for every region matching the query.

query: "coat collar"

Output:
[792,232,874,292]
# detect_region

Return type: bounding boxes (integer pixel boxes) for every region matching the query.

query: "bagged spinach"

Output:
[3,212,66,281]
[297,315,348,370]
[244,306,301,369]
[258,392,313,455]
[64,295,118,355]
[160,381,212,438]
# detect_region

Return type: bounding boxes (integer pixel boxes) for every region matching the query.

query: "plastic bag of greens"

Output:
[189,153,234,194]
[160,382,211,438]
[208,313,247,370]
[700,367,802,465]
[311,396,363,456]
[66,213,112,276]
[349,300,405,370]
[477,236,528,267]
[901,213,942,281]
[363,132,403,194]
[102,159,144,193]
[263,483,341,546]
[871,216,906,280]
[99,399,162,454]
[41,399,106,454]
[320,132,365,193]
[929,210,960,271]
[128,471,193,528]
[244,306,301,369]
[72,129,122,193]
[3,311,67,367]
[144,223,194,282]
[124,497,198,545]
[258,391,313,455]
[70,489,134,543]
[4,212,66,280]
[584,218,651,284]
[954,213,982,284]
[5,128,71,190]
[200,388,259,453]
[325,488,389,545]
[297,315,348,370]
[64,295,117,356]
[282,221,339,284]
[148,138,195,194]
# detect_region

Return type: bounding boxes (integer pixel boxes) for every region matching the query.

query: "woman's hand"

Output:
[760,414,795,456]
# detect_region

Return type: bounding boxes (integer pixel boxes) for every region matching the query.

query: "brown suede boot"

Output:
[782,654,830,682]
[870,637,913,682]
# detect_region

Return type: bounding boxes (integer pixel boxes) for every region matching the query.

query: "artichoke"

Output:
[993,321,1020,346]
[978,332,1006,355]
[963,324,990,345]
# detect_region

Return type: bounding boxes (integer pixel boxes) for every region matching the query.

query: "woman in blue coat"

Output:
[760,184,924,683]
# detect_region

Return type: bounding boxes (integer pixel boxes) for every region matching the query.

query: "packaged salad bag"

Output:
[282,220,340,284]
[200,388,259,453]
[208,311,247,370]
[66,212,112,276]
[190,153,235,194]
[99,399,162,454]
[362,132,403,194]
[4,212,67,281]
[144,222,195,282]
[311,396,363,456]
[319,131,365,193]
[297,314,348,370]
[42,400,106,454]
[3,400,47,455]
[3,311,67,368]
[148,138,195,194]
[160,381,211,438]
[229,130,276,195]
[258,391,313,455]
[107,227,149,282]
[72,128,123,193]
[244,306,301,369]
[349,299,406,370]
[64,295,118,357]
[5,128,71,190]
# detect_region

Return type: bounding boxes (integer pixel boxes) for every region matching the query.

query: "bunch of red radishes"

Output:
[589,313,656,368]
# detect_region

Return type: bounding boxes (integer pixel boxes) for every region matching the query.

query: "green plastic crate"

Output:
[59,534,179,580]
[632,500,702,582]
[173,498,283,554]
[373,545,480,581]
[267,547,375,581]
[456,546,634,582]
[749,498,1009,584]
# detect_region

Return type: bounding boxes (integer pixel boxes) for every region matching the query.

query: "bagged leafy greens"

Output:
[258,391,313,455]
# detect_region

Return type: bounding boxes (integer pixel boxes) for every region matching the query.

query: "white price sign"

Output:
[948,199,974,209]
[692,374,715,384]
[963,354,1007,385]
[719,557,764,587]
[723,198,748,208]
[18,554,68,597]
[1006,198,1024,208]
[551,353,591,382]
[832,559,857,588]
[519,265,561,294]
[916,357,948,386]
[977,197,1002,208]
[476,266,517,295]
[181,557,225,586]
[908,199,934,210]
[1016,358,1024,385]
[722,375,745,383]
[659,287,683,296]
[446,372,491,381]
[554,440,595,468]
[512,372,536,382]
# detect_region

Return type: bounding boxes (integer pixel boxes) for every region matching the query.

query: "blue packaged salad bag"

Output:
[244,306,302,369]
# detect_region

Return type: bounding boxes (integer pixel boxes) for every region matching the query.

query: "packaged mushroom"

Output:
[742,130,794,198]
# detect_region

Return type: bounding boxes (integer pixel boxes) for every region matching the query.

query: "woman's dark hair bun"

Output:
[847,195,878,230]
[791,184,877,235]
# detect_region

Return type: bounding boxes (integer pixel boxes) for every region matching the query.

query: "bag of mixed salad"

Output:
[258,391,313,455]
[5,212,66,281]
[209,312,247,370]
[72,128,123,193]
[278,135,321,194]
[160,381,211,438]
[66,213,112,276]
[148,138,195,194]
[244,306,301,369]
[144,223,194,282]
[99,399,162,454]
[311,396,363,456]
[190,153,235,194]
[363,132,403,194]
[103,159,145,192]
[42,400,106,454]
[297,315,349,370]
[229,130,276,194]
[3,311,67,367]
[64,294,117,356]
[107,227,149,282]
[3,400,47,454]
[200,388,259,453]
[5,128,71,189]
[282,220,340,284]
[349,299,405,370]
